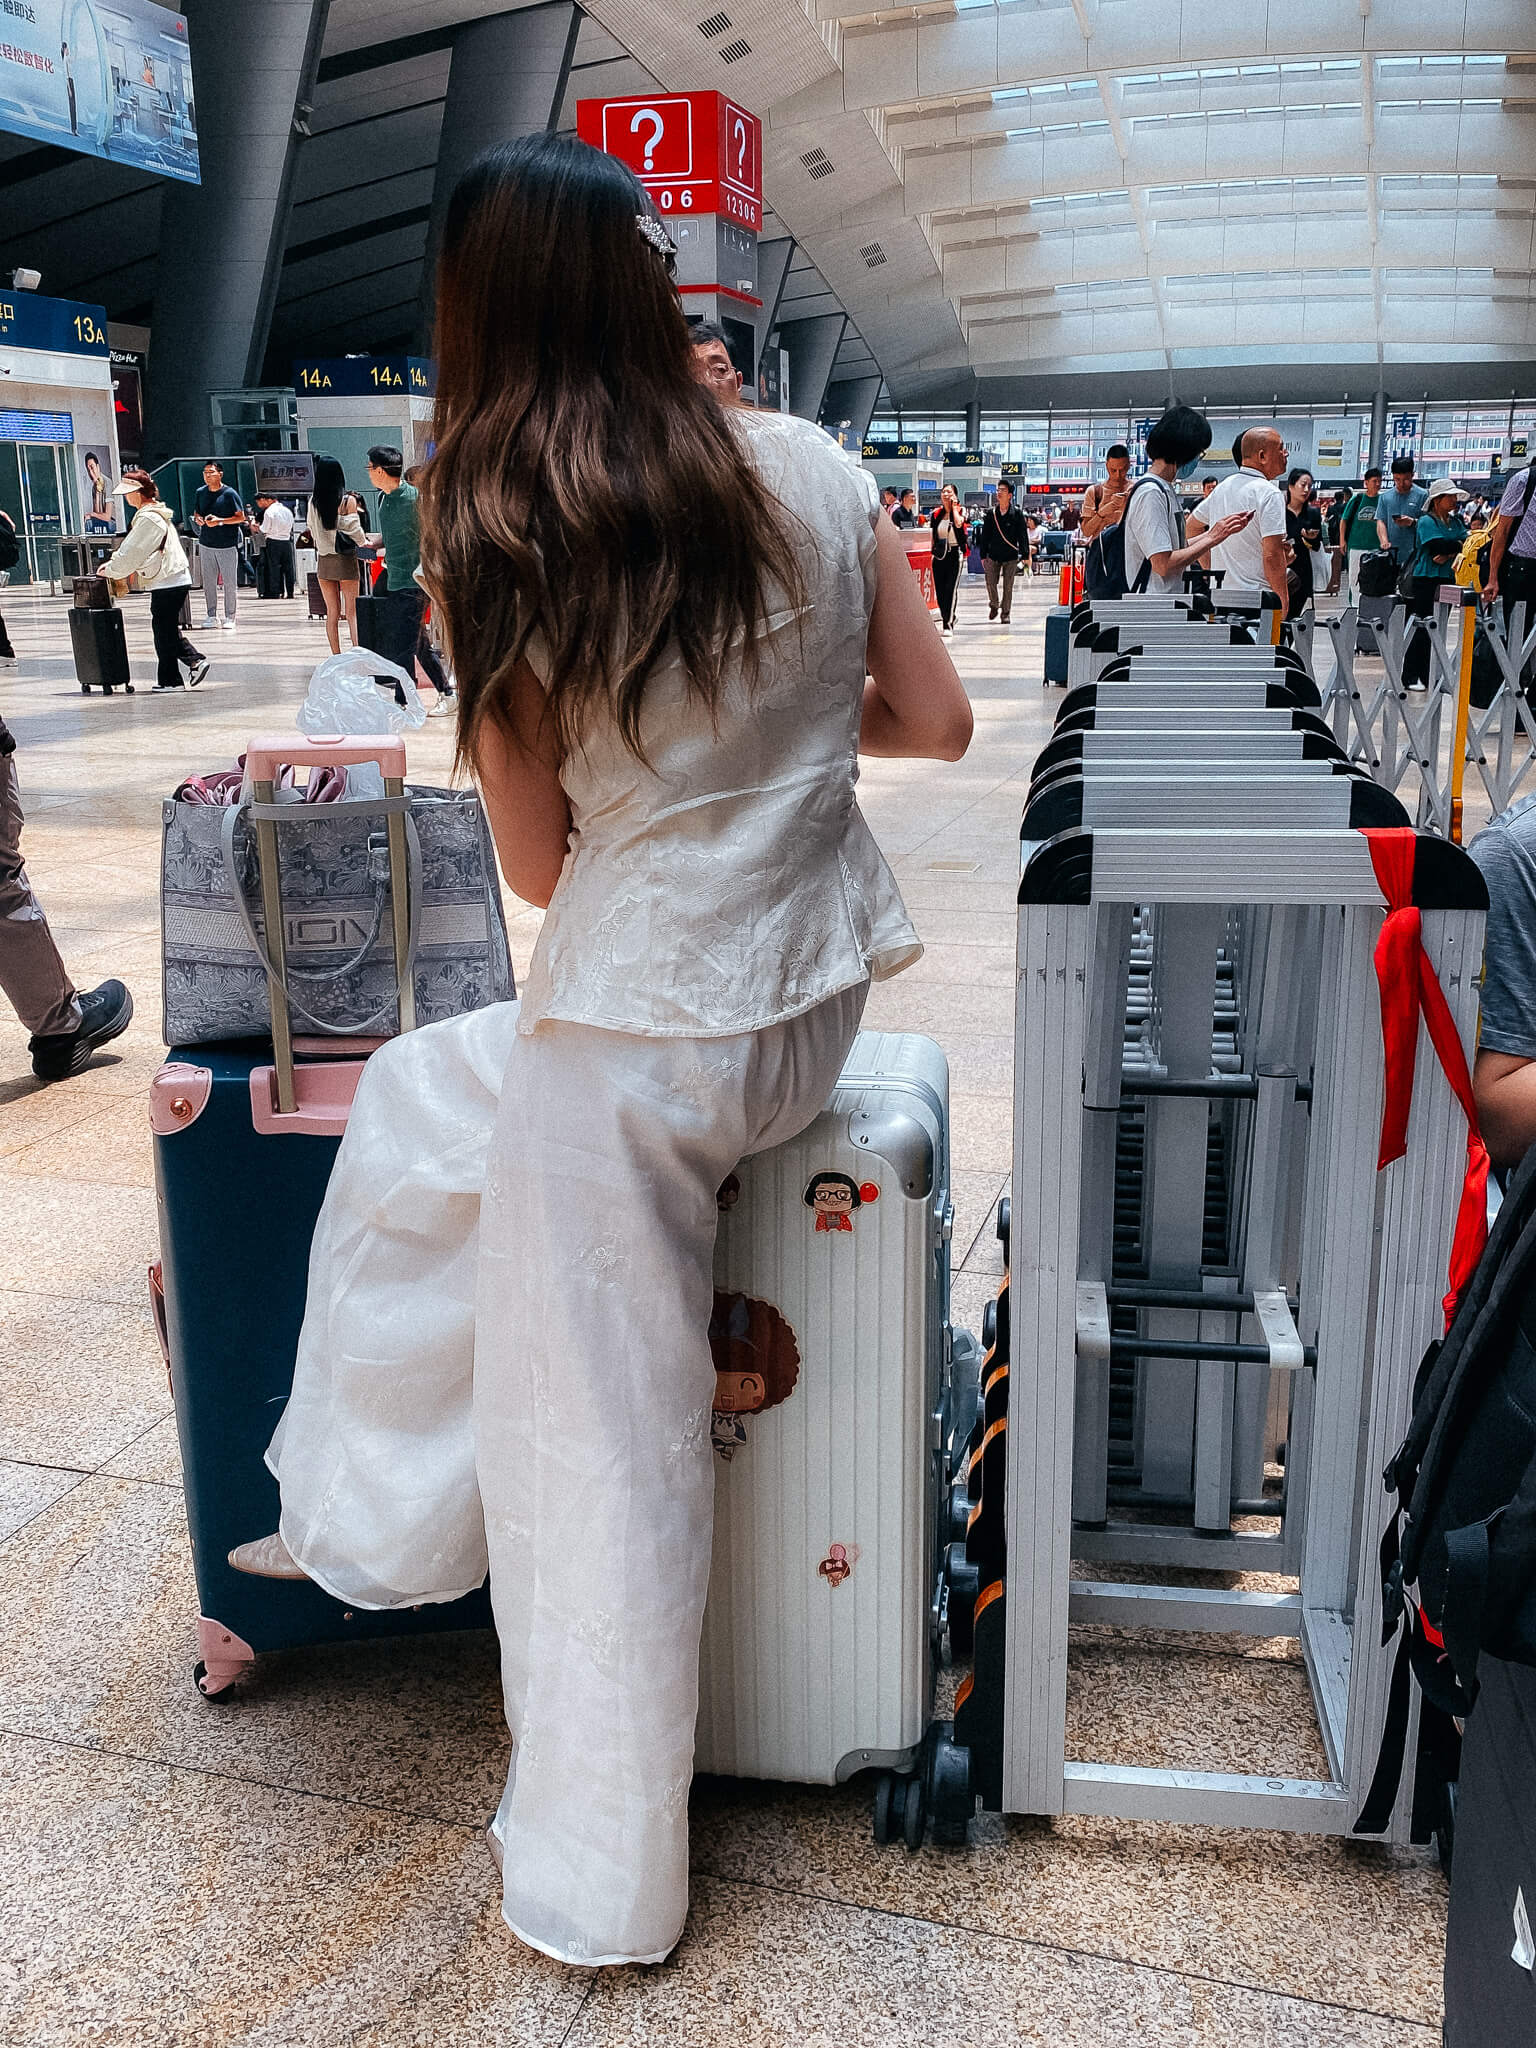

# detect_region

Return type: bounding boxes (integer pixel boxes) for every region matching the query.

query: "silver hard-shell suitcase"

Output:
[696,1031,972,1793]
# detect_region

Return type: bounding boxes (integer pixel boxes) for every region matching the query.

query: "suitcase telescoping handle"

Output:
[244,735,415,1118]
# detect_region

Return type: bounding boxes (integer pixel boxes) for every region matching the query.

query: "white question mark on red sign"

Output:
[630,107,665,172]
[732,114,748,180]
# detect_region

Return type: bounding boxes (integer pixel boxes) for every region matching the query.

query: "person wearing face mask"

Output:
[929,483,967,636]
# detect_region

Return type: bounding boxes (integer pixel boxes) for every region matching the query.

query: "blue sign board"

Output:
[293,356,436,400]
[0,0,199,182]
[0,408,74,443]
[862,439,944,462]
[0,291,108,356]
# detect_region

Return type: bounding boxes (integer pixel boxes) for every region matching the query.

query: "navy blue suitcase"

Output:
[1044,605,1070,686]
[152,1044,493,1698]
[151,735,498,1700]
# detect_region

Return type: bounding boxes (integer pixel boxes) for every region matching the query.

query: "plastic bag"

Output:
[296,647,428,736]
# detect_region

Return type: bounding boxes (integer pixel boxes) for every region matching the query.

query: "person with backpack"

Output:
[1335,469,1390,606]
[1105,406,1251,597]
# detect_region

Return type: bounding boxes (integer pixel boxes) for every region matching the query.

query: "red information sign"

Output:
[576,91,762,232]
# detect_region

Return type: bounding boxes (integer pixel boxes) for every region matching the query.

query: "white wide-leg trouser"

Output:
[269,985,866,1967]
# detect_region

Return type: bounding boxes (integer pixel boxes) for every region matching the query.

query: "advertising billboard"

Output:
[0,0,198,183]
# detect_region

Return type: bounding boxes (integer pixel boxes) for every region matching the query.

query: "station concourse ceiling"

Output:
[2,0,1533,411]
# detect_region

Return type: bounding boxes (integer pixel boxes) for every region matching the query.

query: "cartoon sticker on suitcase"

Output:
[709,1290,799,1461]
[804,1171,880,1232]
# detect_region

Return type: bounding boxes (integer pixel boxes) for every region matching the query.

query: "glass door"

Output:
[0,444,24,589]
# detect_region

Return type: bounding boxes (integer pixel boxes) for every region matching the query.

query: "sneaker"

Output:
[988,608,998,620]
[941,627,954,639]
[427,693,455,716]
[29,979,133,1082]
[151,681,185,692]
[186,656,210,688]
[0,649,15,667]
[228,1531,307,1579]
[202,618,219,633]
[220,620,236,633]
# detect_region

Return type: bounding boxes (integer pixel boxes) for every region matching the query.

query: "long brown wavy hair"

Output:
[420,132,803,771]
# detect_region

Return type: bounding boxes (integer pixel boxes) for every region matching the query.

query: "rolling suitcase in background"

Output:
[1044,604,1071,686]
[152,735,505,1698]
[697,1030,979,1838]
[69,603,131,694]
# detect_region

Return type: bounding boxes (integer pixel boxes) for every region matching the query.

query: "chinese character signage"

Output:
[576,92,762,231]
[0,0,198,183]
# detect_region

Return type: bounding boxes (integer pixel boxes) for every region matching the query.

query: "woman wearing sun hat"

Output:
[1402,480,1469,689]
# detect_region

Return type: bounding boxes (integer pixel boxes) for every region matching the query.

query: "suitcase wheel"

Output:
[925,1723,974,1849]
[872,1769,925,1851]
[80,683,92,695]
[194,1657,245,1702]
[124,683,135,694]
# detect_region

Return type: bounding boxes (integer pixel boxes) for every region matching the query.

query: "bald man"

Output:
[1187,425,1289,608]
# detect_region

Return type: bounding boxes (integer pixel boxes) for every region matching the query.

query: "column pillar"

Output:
[965,398,981,447]
[779,313,845,424]
[1369,387,1388,471]
[415,2,581,347]
[145,0,330,462]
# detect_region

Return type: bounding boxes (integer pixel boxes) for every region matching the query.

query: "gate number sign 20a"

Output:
[576,92,762,232]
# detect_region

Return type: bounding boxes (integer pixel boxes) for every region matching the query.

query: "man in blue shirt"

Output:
[1470,791,1536,1169]
[192,461,244,631]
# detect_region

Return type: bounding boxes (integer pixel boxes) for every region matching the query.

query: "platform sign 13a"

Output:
[576,92,762,232]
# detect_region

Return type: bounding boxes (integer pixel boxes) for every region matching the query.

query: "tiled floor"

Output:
[0,577,1444,2044]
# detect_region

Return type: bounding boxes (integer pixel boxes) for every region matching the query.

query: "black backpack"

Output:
[1356,1139,1536,1833]
[1082,477,1161,600]
[0,522,18,573]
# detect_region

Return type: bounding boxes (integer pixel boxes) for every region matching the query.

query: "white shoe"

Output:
[427,693,455,716]
[228,1531,306,1579]
[941,627,954,639]
[186,656,210,688]
[201,619,218,633]
[220,620,236,633]
[485,1818,505,1875]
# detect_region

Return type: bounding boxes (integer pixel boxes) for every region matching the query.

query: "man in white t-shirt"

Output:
[1186,425,1289,605]
[257,495,297,599]
[1122,406,1253,595]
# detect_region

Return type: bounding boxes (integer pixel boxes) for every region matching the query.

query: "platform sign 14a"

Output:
[292,356,435,399]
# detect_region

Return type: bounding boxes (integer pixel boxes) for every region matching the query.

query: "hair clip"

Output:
[635,213,677,260]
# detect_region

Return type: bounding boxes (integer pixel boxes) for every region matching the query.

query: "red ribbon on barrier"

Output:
[1361,829,1489,1327]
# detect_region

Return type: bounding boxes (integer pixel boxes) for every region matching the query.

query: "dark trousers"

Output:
[933,549,961,629]
[151,585,203,689]
[263,538,296,598]
[379,586,450,694]
[1403,578,1438,688]
[0,608,11,659]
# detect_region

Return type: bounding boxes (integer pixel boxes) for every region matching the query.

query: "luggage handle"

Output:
[238,735,415,1115]
[244,733,407,784]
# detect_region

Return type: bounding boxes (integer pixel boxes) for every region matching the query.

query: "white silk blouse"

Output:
[513,409,921,1038]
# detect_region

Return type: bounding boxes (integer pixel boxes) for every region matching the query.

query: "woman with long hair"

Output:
[306,454,368,654]
[1283,466,1319,619]
[247,133,971,1967]
[99,468,209,690]
[930,482,966,636]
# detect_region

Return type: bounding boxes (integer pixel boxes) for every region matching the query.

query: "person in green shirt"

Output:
[1337,467,1389,605]
[366,445,454,713]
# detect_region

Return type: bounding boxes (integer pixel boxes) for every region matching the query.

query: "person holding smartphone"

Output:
[192,460,244,631]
